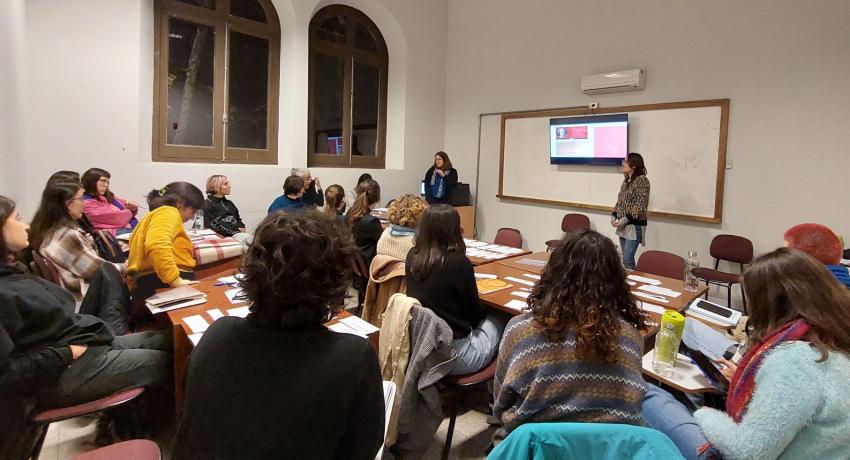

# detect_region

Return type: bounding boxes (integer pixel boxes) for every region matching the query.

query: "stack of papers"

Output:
[516,258,547,268]
[627,274,662,285]
[146,286,207,314]
[682,317,737,360]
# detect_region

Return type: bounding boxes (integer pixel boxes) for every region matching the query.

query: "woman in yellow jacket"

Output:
[128,182,205,319]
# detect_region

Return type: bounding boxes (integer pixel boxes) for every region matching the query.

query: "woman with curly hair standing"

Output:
[494,229,648,436]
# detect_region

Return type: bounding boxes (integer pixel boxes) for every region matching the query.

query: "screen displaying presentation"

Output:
[549,113,628,165]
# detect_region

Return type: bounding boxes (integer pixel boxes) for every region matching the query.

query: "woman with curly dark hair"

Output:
[173,211,385,460]
[493,229,648,436]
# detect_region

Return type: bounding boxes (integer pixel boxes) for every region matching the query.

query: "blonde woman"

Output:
[204,175,246,237]
[376,194,428,260]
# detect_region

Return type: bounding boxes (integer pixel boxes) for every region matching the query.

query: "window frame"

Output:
[308,5,388,169]
[152,0,281,164]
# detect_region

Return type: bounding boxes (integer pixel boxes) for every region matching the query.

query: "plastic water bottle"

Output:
[684,250,700,292]
[652,310,685,378]
[193,210,204,230]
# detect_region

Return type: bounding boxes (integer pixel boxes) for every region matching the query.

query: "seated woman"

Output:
[784,223,850,288]
[173,211,384,459]
[29,180,126,297]
[494,230,647,436]
[127,182,203,304]
[406,204,507,375]
[345,173,372,210]
[346,179,383,267]
[643,248,850,460]
[203,175,247,237]
[0,195,172,457]
[376,194,428,261]
[323,184,347,221]
[267,175,306,214]
[81,168,139,236]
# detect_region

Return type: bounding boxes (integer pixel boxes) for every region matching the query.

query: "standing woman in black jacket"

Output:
[423,151,458,204]
[406,204,506,375]
[204,175,247,237]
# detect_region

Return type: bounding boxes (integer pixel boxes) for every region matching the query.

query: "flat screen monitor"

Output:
[549,113,628,165]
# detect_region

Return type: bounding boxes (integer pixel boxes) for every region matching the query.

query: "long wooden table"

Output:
[161,270,378,410]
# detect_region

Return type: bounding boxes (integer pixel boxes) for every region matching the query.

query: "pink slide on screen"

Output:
[594,126,627,158]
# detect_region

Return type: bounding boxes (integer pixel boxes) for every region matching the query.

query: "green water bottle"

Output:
[652,310,685,378]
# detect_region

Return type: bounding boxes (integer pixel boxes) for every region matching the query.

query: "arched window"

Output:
[153,0,280,164]
[308,5,388,168]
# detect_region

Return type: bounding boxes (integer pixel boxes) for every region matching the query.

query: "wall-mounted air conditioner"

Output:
[581,69,646,94]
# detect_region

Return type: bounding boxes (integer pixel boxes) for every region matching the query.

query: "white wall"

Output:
[18,0,448,228]
[0,0,27,203]
[444,0,850,302]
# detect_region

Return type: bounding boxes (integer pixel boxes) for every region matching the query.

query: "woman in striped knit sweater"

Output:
[494,230,648,436]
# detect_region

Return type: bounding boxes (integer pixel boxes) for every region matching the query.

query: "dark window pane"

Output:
[167,18,215,146]
[230,0,267,23]
[317,16,346,44]
[352,63,379,157]
[354,24,377,52]
[177,0,215,9]
[227,32,268,149]
[311,53,344,155]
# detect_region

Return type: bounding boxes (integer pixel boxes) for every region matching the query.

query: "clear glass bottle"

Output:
[193,209,204,230]
[684,250,700,292]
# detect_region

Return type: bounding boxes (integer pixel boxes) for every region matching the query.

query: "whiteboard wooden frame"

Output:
[497,99,730,223]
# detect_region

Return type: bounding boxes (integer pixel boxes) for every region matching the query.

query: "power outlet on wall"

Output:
[726,158,733,169]
[587,102,598,109]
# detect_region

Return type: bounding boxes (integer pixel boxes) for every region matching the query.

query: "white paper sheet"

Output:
[627,274,662,285]
[503,299,528,311]
[504,276,535,287]
[206,308,224,321]
[227,306,251,318]
[328,322,367,338]
[633,291,669,303]
[637,301,667,315]
[522,273,541,280]
[474,273,497,280]
[682,318,736,360]
[183,315,210,334]
[510,290,530,299]
[638,284,683,298]
[189,333,204,346]
[216,274,243,285]
[338,315,379,335]
[516,258,547,267]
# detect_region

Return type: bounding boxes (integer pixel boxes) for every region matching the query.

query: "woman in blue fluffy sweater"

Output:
[644,247,850,460]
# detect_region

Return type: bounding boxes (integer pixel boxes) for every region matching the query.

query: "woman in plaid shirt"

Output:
[29,180,126,297]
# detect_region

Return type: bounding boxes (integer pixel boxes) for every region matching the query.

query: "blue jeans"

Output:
[450,313,507,375]
[619,225,643,270]
[642,383,710,460]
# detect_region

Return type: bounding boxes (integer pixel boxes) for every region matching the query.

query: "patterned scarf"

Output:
[726,318,811,422]
[430,169,445,199]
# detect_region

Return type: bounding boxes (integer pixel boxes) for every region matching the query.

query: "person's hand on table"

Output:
[175,279,199,287]
[714,357,738,380]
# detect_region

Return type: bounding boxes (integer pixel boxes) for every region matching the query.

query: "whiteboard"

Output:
[498,99,729,223]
